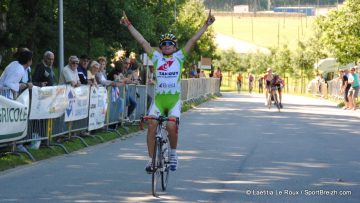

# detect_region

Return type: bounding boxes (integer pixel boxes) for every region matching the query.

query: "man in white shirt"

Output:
[0,50,33,99]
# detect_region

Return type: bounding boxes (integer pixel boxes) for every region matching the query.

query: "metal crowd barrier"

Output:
[307,78,346,100]
[327,79,343,99]
[0,78,221,159]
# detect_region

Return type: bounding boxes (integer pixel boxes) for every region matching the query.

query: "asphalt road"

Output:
[0,92,359,203]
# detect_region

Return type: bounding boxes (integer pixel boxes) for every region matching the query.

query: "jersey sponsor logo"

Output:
[158,83,176,88]
[158,71,179,76]
[158,61,174,71]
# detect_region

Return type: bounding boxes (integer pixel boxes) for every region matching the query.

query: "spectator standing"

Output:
[140,65,155,112]
[199,70,206,78]
[214,67,222,87]
[77,54,90,84]
[348,67,359,110]
[107,60,124,82]
[32,51,56,87]
[140,65,155,85]
[190,64,198,78]
[108,58,137,119]
[59,56,81,87]
[128,58,140,84]
[258,76,263,93]
[0,49,33,99]
[341,69,351,110]
[122,58,137,119]
[236,73,242,94]
[87,61,100,86]
[248,73,254,94]
[95,56,122,87]
[16,48,32,93]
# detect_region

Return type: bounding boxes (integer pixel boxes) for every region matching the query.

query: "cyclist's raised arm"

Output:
[184,9,215,54]
[120,11,152,54]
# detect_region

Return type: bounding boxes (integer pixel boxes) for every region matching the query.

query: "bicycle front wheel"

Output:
[161,137,170,191]
[152,138,161,197]
[267,94,272,109]
[273,93,281,112]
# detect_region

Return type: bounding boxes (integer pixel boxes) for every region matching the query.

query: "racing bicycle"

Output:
[267,86,281,112]
[140,115,178,197]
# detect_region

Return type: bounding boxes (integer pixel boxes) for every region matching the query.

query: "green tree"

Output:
[247,51,270,75]
[314,0,360,64]
[174,0,217,71]
[213,49,242,73]
[0,0,216,72]
[292,41,316,80]
[272,44,292,78]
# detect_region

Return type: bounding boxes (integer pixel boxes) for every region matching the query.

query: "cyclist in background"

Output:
[272,74,284,108]
[264,68,274,105]
[264,68,283,108]
[120,10,215,172]
[236,73,242,93]
[248,73,254,94]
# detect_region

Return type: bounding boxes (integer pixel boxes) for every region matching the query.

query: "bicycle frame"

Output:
[141,115,178,197]
[267,86,281,111]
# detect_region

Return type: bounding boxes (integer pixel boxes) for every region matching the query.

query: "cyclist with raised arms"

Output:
[120,10,215,172]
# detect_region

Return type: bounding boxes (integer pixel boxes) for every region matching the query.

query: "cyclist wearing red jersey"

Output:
[120,11,215,172]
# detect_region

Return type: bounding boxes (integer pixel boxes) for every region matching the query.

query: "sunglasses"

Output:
[71,61,79,65]
[160,41,175,47]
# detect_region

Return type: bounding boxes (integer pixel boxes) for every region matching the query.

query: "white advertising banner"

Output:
[0,90,29,143]
[64,85,90,122]
[88,86,108,131]
[29,86,68,119]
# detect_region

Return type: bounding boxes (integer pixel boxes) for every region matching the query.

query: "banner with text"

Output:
[29,86,67,119]
[64,86,90,122]
[0,90,29,143]
[88,86,108,131]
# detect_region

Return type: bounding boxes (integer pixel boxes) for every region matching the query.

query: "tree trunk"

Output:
[268,0,271,10]
[0,11,7,66]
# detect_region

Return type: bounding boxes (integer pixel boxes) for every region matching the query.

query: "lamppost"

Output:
[58,0,64,75]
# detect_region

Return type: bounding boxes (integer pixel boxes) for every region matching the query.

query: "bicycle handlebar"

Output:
[142,116,177,122]
[139,115,178,130]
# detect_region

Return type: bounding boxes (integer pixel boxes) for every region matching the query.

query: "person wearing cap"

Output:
[120,10,215,172]
[77,54,90,84]
[59,56,81,87]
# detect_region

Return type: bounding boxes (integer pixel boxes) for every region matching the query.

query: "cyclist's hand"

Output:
[205,9,215,26]
[120,11,131,26]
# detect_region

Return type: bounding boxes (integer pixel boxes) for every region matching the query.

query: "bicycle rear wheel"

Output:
[152,137,161,197]
[273,92,281,112]
[161,137,170,191]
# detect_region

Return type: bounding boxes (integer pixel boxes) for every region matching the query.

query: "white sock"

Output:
[171,149,177,156]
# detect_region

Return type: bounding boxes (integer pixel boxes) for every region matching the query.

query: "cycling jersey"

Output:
[147,49,187,118]
[265,74,283,89]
